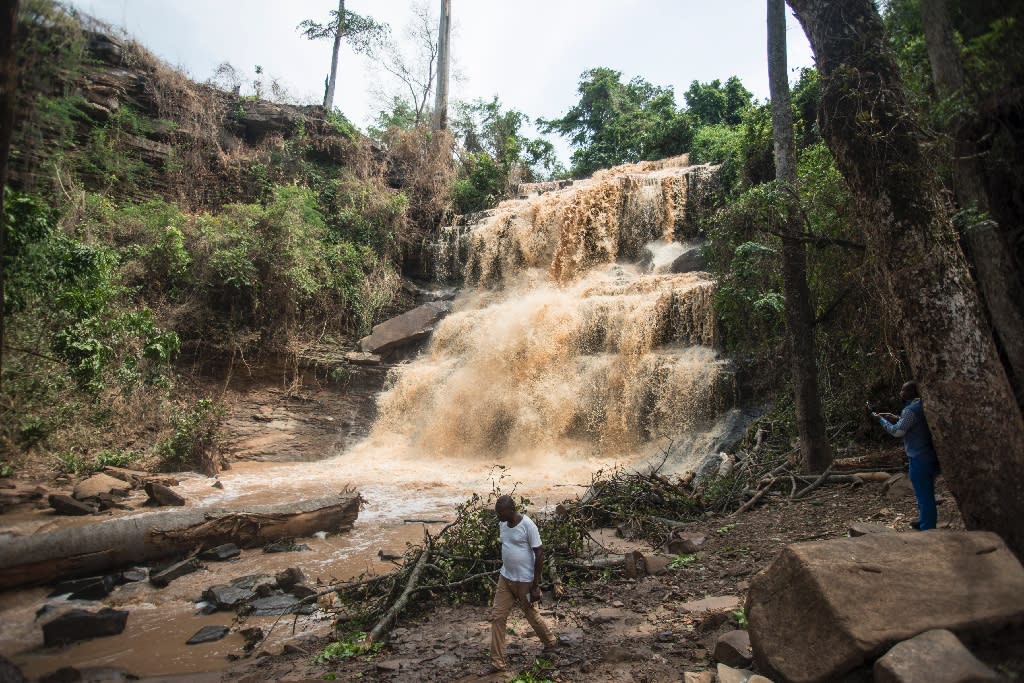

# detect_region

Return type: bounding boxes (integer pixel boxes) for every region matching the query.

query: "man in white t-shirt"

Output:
[488,495,559,673]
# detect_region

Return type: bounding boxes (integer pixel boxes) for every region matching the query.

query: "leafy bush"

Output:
[157,399,224,473]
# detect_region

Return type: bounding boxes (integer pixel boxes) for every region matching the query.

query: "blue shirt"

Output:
[879,398,936,462]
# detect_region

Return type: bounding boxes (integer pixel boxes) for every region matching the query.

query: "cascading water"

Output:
[380,155,736,469]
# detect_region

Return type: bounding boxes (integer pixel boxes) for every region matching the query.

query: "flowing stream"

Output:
[0,154,745,678]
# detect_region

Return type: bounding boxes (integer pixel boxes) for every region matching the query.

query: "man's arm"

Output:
[531,546,544,600]
[880,405,916,438]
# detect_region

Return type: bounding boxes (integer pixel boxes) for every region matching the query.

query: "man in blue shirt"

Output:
[873,381,939,530]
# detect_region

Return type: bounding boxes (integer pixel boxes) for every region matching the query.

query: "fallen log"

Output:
[0,492,361,590]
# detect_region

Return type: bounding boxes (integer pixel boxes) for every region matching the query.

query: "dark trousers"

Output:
[908,457,937,530]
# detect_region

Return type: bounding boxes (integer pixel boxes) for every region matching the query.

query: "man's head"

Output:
[495,495,516,523]
[900,381,919,402]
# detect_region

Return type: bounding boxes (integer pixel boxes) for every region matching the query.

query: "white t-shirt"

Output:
[499,514,542,583]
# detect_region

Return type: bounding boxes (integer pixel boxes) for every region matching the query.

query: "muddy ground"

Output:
[218,474,967,683]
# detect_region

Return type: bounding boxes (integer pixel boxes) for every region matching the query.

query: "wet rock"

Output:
[230,574,276,591]
[0,655,27,683]
[290,583,317,599]
[671,247,706,273]
[186,625,230,645]
[668,531,706,554]
[358,300,452,356]
[102,466,178,489]
[557,628,584,646]
[199,543,241,561]
[49,575,117,600]
[42,608,129,646]
[119,569,147,583]
[714,630,753,668]
[144,481,185,506]
[263,539,311,553]
[678,595,741,614]
[874,629,1001,683]
[249,594,307,616]
[211,480,224,489]
[275,566,305,591]
[203,584,256,610]
[38,666,137,682]
[48,494,96,516]
[72,473,130,501]
[746,531,1024,683]
[149,558,201,587]
[848,521,895,537]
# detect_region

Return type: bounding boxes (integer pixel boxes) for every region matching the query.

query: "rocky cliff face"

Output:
[11,17,367,208]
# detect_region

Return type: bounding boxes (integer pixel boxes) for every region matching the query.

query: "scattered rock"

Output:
[697,611,733,633]
[211,480,224,489]
[275,566,305,592]
[249,594,311,616]
[714,630,753,668]
[42,608,129,646]
[557,628,584,646]
[668,531,706,554]
[358,300,452,356]
[290,583,317,599]
[605,645,647,663]
[717,663,757,683]
[144,481,186,507]
[186,625,230,645]
[48,494,96,516]
[38,666,137,683]
[199,543,241,561]
[149,558,201,587]
[590,608,625,624]
[683,673,714,683]
[746,531,1024,683]
[230,574,277,591]
[344,351,382,366]
[678,595,741,614]
[203,584,257,610]
[49,575,117,600]
[643,555,672,576]
[873,629,1001,683]
[119,569,147,583]
[848,521,895,537]
[376,659,418,672]
[72,473,131,501]
[263,539,311,553]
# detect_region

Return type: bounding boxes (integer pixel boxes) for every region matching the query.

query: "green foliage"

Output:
[511,658,556,683]
[313,631,382,664]
[367,96,419,139]
[731,608,749,629]
[156,399,224,472]
[667,553,698,569]
[540,67,693,177]
[53,447,138,475]
[684,76,754,126]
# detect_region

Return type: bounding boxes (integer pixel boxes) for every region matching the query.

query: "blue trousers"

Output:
[908,457,938,530]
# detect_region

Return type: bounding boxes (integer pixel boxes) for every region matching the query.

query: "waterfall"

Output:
[378,155,732,465]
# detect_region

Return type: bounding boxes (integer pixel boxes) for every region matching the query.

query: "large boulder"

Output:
[358,301,452,356]
[746,531,1024,683]
[42,608,129,646]
[873,629,1001,683]
[72,473,130,501]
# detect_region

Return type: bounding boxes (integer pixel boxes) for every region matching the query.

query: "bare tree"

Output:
[0,0,21,386]
[432,0,451,131]
[919,0,1024,405]
[371,0,440,127]
[768,0,832,473]
[298,1,388,110]
[787,0,1024,559]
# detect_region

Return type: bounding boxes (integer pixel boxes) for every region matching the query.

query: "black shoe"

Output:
[910,521,921,530]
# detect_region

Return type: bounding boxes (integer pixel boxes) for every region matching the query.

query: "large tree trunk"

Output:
[0,0,21,386]
[920,0,1024,406]
[768,0,832,473]
[431,0,450,131]
[323,0,344,110]
[786,0,1024,558]
[0,493,361,590]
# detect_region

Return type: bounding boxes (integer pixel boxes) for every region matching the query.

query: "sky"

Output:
[65,0,816,162]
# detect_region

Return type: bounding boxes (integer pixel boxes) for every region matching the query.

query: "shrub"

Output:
[157,399,224,474]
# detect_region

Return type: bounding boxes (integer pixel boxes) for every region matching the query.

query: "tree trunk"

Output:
[0,0,21,387]
[920,0,1024,406]
[0,493,361,590]
[769,0,832,473]
[431,0,451,131]
[787,0,1024,559]
[323,0,344,110]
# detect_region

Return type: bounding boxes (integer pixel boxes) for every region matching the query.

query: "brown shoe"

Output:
[542,640,561,653]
